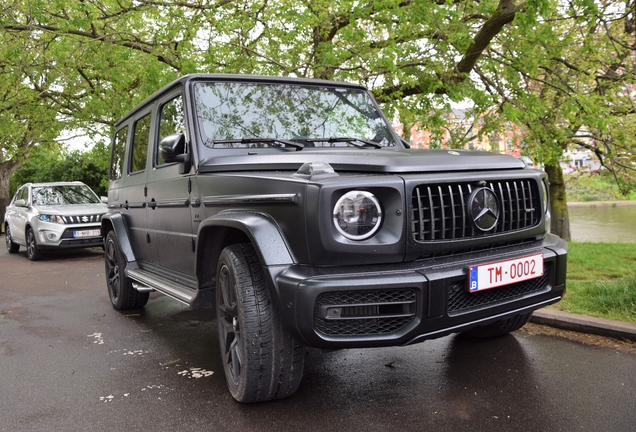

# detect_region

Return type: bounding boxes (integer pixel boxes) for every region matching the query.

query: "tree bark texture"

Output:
[0,161,19,231]
[544,164,571,241]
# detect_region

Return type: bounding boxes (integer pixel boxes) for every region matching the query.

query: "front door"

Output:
[145,91,196,276]
[7,186,29,244]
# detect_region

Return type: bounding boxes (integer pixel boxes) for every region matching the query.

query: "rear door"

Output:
[112,110,153,263]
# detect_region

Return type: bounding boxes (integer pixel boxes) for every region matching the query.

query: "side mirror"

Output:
[101,196,108,204]
[160,133,191,174]
[14,199,27,207]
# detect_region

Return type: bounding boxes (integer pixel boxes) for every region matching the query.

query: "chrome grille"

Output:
[411,179,540,241]
[60,214,104,224]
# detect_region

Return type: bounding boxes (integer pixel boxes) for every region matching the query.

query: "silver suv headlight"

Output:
[333,191,383,240]
[38,214,64,223]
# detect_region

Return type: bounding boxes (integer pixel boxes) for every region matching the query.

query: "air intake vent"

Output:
[315,289,416,337]
[447,265,551,316]
[411,179,540,241]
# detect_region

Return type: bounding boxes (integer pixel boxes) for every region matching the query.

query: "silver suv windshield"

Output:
[194,82,397,148]
[32,186,100,206]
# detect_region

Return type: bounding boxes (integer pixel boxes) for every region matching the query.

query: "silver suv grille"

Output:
[411,179,541,241]
[60,214,104,224]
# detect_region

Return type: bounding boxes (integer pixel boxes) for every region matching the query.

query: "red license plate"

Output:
[468,253,544,292]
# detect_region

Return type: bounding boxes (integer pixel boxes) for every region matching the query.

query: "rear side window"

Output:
[130,114,151,173]
[156,95,185,166]
[110,127,128,180]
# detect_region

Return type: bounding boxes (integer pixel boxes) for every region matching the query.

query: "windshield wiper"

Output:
[305,137,383,149]
[211,137,304,151]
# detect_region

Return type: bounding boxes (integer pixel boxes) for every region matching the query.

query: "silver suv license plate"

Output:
[73,229,101,238]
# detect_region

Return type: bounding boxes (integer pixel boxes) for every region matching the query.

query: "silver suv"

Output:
[4,181,107,260]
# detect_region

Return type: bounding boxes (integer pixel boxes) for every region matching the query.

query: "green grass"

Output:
[554,242,636,323]
[565,171,636,202]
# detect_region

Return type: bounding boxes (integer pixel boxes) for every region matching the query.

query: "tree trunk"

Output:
[0,161,19,232]
[544,164,571,240]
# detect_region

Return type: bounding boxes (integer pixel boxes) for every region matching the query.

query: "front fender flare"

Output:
[196,210,294,266]
[195,211,295,292]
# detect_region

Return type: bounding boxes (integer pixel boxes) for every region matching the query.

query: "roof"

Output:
[22,181,87,188]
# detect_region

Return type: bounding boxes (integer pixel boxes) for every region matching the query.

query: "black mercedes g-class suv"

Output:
[102,74,567,403]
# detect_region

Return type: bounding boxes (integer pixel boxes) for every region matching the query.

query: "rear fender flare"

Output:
[101,212,136,264]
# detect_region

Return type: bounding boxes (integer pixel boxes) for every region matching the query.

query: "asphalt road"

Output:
[1,239,635,432]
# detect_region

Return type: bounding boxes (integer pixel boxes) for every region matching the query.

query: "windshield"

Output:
[32,185,101,206]
[193,82,397,148]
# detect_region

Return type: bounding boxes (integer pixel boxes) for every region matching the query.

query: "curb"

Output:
[531,309,636,342]
[567,200,636,208]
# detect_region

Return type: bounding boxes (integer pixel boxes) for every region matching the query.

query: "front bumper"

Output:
[270,233,567,349]
[36,224,104,250]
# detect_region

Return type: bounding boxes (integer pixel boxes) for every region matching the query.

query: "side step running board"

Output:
[127,268,196,305]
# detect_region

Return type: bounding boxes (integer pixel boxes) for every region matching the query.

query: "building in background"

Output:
[394,109,523,157]
[395,109,601,172]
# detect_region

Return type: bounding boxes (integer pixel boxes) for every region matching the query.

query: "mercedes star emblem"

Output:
[468,187,499,232]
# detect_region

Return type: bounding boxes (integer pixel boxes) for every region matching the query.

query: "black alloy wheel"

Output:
[5,225,19,253]
[104,230,149,310]
[26,228,42,261]
[216,243,305,403]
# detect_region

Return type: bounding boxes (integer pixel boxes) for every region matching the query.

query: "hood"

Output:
[33,203,108,215]
[198,148,526,174]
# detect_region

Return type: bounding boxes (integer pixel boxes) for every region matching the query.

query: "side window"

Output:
[12,187,23,203]
[16,187,28,204]
[156,95,185,166]
[110,126,128,180]
[130,114,151,173]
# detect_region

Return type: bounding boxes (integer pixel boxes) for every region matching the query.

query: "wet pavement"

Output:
[1,240,635,431]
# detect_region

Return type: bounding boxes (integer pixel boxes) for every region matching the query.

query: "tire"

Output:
[462,312,533,338]
[104,230,149,310]
[26,227,42,261]
[5,225,20,253]
[216,243,305,403]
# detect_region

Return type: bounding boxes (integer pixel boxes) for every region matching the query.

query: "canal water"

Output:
[568,204,636,243]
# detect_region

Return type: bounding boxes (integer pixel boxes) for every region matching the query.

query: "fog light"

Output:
[47,233,57,241]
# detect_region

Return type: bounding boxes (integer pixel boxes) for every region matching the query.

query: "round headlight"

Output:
[333,191,383,240]
[541,179,549,214]
[541,179,551,232]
